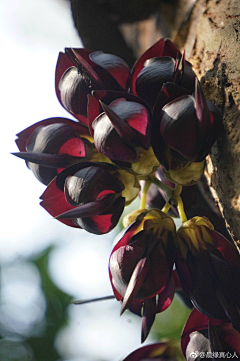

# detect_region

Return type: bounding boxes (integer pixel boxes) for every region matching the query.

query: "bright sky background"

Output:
[0,0,148,360]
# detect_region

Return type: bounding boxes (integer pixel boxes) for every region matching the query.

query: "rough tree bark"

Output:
[183,0,240,246]
[70,0,240,247]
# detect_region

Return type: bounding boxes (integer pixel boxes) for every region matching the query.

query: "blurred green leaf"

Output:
[26,247,72,361]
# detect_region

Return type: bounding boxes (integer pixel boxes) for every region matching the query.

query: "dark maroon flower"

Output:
[40,162,140,234]
[13,118,98,185]
[122,341,181,361]
[151,81,222,185]
[127,277,175,343]
[176,216,240,331]
[88,90,159,175]
[131,38,196,109]
[109,209,176,341]
[56,48,131,122]
[182,308,240,359]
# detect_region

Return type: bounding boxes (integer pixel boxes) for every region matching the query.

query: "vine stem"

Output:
[177,196,187,223]
[140,180,151,209]
[161,202,171,214]
[148,175,178,207]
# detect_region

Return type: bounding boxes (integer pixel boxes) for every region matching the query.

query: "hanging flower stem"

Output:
[161,202,171,214]
[140,180,151,209]
[149,175,178,207]
[174,184,182,197]
[177,196,188,223]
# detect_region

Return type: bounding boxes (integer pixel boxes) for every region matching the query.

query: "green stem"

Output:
[161,202,171,214]
[140,180,151,210]
[177,196,187,223]
[149,175,178,207]
[174,184,182,197]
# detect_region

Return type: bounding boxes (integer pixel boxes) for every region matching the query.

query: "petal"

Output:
[181,308,210,355]
[208,322,226,352]
[121,257,149,315]
[89,51,130,89]
[40,178,80,228]
[131,38,180,94]
[141,296,157,343]
[220,323,240,353]
[156,276,175,312]
[55,48,102,122]
[87,94,101,137]
[139,242,171,300]
[92,112,138,162]
[100,101,140,145]
[77,196,125,235]
[211,230,240,267]
[55,161,118,191]
[64,165,124,206]
[15,117,89,152]
[135,57,175,108]
[90,91,151,151]
[159,95,200,159]
[109,231,147,298]
[151,83,191,165]
[186,251,227,320]
[55,193,119,219]
[12,152,81,168]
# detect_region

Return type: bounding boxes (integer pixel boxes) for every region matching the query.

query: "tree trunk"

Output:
[183,0,240,246]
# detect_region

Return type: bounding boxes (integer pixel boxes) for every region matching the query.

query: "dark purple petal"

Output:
[76,196,125,235]
[55,161,118,191]
[131,38,180,95]
[151,83,191,166]
[40,178,80,228]
[141,296,157,343]
[89,51,130,89]
[91,89,151,109]
[159,95,200,159]
[16,122,93,185]
[186,251,228,320]
[181,308,220,356]
[211,230,240,266]
[56,47,127,121]
[110,232,147,299]
[92,112,138,162]
[58,66,91,119]
[64,48,105,87]
[99,101,140,145]
[87,94,101,137]
[12,152,81,168]
[64,165,124,205]
[156,277,175,312]
[55,193,119,219]
[90,91,152,151]
[121,257,149,315]
[15,117,89,152]
[135,57,175,108]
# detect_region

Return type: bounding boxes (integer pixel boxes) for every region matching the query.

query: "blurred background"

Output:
[1,0,190,360]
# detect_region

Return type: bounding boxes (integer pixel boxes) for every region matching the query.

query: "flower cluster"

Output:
[14,38,240,359]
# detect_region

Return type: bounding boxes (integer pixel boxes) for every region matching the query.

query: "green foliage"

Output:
[0,247,72,361]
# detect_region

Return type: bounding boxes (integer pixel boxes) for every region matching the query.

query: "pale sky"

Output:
[0,0,146,360]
